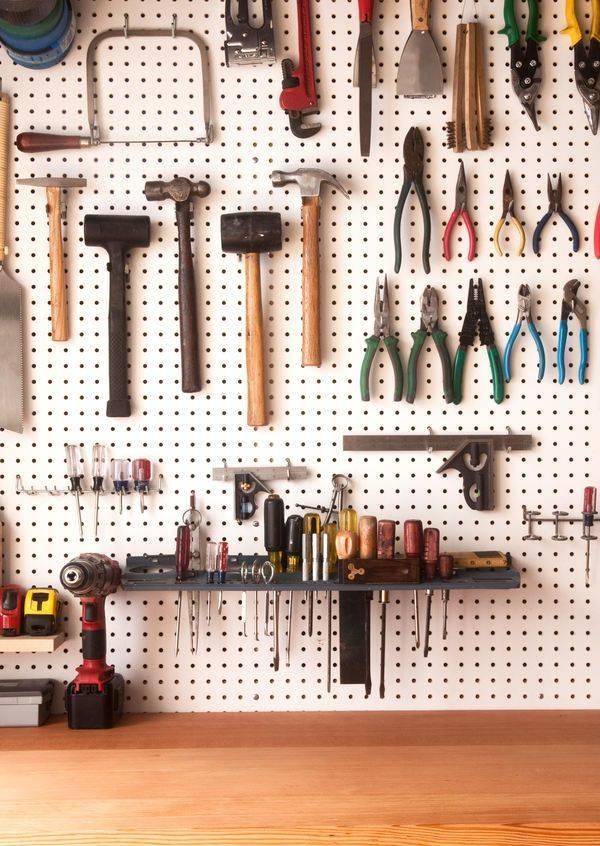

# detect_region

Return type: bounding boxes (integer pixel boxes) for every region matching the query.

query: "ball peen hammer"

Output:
[270,168,348,366]
[17,176,86,341]
[144,177,211,394]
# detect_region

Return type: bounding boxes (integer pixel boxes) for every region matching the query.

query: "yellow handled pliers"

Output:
[493,170,526,256]
[562,0,600,134]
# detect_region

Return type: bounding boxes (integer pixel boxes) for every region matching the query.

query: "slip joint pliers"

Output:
[503,283,545,383]
[406,285,454,405]
[558,279,588,385]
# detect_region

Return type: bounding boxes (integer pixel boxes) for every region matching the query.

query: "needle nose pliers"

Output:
[532,174,580,254]
[500,0,545,130]
[406,285,454,404]
[562,0,600,135]
[503,284,545,382]
[360,275,403,401]
[558,279,588,385]
[394,127,431,274]
[453,278,504,405]
[443,160,476,262]
[493,170,525,256]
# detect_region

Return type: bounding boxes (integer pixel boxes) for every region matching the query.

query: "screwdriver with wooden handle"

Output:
[303,512,321,637]
[321,520,338,692]
[285,515,303,667]
[376,519,395,699]
[423,527,440,658]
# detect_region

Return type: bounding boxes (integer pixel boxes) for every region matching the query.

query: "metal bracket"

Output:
[224,0,275,66]
[16,473,164,497]
[212,460,309,523]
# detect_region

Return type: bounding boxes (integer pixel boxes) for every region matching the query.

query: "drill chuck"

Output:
[60,553,121,598]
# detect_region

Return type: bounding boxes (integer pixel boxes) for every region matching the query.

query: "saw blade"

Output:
[0,269,23,433]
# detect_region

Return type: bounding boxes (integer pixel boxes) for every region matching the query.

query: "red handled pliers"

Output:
[442,160,476,261]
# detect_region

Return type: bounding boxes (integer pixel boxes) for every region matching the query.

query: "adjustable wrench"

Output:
[279,0,321,138]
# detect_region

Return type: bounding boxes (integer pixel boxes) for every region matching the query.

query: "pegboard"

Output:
[0,0,598,713]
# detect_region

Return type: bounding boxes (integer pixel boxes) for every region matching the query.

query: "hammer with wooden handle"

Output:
[17,176,86,341]
[270,168,348,367]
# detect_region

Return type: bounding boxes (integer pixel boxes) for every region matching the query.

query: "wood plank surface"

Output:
[0,711,598,846]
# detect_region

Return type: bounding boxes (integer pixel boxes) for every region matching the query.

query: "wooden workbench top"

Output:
[1,710,599,846]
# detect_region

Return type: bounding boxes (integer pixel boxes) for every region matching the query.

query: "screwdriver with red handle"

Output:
[582,487,597,587]
[175,524,191,655]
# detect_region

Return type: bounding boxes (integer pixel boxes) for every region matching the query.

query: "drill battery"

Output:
[24,588,61,635]
[66,674,124,730]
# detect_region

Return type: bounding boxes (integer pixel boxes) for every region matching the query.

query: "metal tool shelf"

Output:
[123,555,521,593]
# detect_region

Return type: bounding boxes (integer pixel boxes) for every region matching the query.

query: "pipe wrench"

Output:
[280,0,321,137]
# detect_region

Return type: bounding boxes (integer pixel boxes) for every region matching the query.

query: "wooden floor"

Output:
[1,710,599,846]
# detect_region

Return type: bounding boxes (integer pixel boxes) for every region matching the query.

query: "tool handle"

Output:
[557,318,568,384]
[487,345,505,404]
[578,328,588,384]
[16,132,91,153]
[405,328,426,404]
[493,216,505,257]
[301,196,321,366]
[442,211,459,261]
[175,201,201,393]
[583,486,597,515]
[175,524,191,581]
[558,210,580,253]
[525,0,545,42]
[462,211,476,261]
[360,335,379,401]
[358,0,375,22]
[594,205,600,259]
[393,180,411,273]
[410,0,431,31]
[562,0,583,46]
[46,186,68,341]
[80,595,107,661]
[503,321,520,382]
[452,345,467,404]
[432,328,454,403]
[527,319,546,382]
[244,252,267,426]
[414,180,431,274]
[0,93,8,259]
[383,335,403,401]
[532,211,551,254]
[499,0,519,46]
[592,0,600,41]
[106,246,131,417]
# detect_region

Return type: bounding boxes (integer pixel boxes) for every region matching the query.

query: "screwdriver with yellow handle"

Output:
[303,512,321,637]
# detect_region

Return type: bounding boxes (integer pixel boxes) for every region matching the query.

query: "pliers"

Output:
[406,286,454,404]
[442,160,476,262]
[493,171,525,257]
[499,0,545,130]
[562,0,600,135]
[453,278,504,405]
[360,275,403,401]
[558,279,588,385]
[532,174,579,254]
[503,284,545,383]
[394,127,431,274]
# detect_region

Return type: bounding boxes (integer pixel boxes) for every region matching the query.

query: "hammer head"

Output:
[270,168,348,200]
[221,211,282,255]
[143,177,211,204]
[84,215,151,250]
[17,177,87,189]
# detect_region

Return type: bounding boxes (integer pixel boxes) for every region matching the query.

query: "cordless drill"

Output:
[60,553,124,729]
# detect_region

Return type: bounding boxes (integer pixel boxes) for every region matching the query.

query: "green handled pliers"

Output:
[406,285,454,404]
[453,278,504,405]
[499,0,545,131]
[360,275,403,401]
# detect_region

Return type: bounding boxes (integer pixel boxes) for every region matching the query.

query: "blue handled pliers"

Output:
[503,284,545,382]
[532,174,580,254]
[558,279,588,385]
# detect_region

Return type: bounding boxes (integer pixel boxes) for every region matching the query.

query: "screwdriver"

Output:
[321,520,338,692]
[91,443,107,537]
[111,458,131,515]
[404,519,424,649]
[205,541,217,625]
[303,512,321,637]
[265,494,285,671]
[438,554,454,640]
[582,487,597,587]
[217,541,228,616]
[132,458,152,513]
[423,527,440,658]
[376,519,394,699]
[175,523,191,656]
[285,515,303,667]
[65,444,84,541]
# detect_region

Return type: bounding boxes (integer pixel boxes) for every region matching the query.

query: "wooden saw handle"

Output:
[0,92,9,259]
[16,132,91,153]
[411,0,431,31]
[244,252,267,427]
[46,186,68,341]
[301,196,321,367]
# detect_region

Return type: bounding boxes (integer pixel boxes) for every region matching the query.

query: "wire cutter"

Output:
[532,174,580,254]
[503,284,545,383]
[394,127,431,274]
[406,285,453,404]
[442,160,476,262]
[558,279,588,385]
[493,170,525,256]
[499,0,545,130]
[360,275,403,401]
[562,0,600,135]
[453,278,504,405]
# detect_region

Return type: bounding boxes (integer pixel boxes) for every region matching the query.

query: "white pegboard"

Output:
[0,0,598,712]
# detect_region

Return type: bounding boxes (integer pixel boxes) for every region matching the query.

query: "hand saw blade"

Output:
[0,269,23,433]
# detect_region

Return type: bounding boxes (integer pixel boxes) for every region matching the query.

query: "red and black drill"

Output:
[60,553,124,729]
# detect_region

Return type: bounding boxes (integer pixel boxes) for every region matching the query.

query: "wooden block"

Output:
[0,632,66,653]
[341,557,421,584]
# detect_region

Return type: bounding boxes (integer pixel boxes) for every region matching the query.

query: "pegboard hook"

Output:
[506,427,512,453]
[285,458,291,481]
[171,15,177,38]
[427,427,434,453]
[123,14,129,38]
